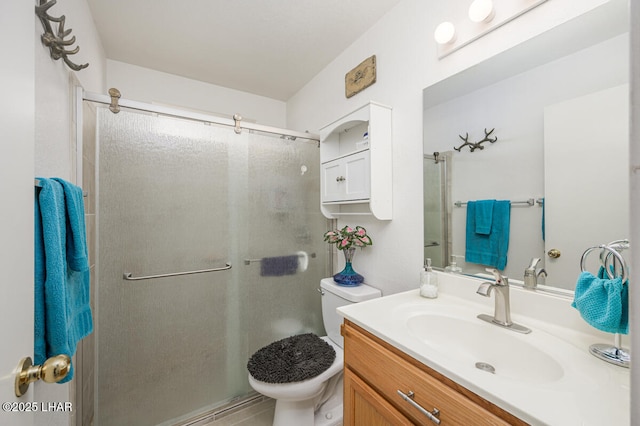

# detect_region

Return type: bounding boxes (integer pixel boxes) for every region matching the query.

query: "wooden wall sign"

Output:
[345,55,376,98]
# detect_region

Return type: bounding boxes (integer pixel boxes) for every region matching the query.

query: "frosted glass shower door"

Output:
[95,108,327,426]
[239,132,328,358]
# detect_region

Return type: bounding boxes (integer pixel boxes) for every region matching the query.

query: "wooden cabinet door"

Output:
[344,367,414,426]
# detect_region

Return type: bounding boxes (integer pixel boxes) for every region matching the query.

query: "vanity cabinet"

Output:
[342,321,526,426]
[319,102,392,220]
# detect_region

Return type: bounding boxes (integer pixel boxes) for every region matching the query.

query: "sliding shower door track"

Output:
[174,392,271,426]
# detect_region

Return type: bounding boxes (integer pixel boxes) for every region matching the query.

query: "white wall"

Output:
[106,60,288,128]
[35,0,105,179]
[0,2,35,426]
[286,0,622,297]
[287,0,428,294]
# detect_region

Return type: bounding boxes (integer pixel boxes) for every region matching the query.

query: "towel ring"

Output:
[580,245,628,283]
[599,239,629,267]
[600,240,629,281]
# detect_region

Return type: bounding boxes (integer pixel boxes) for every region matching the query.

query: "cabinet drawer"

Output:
[343,323,514,426]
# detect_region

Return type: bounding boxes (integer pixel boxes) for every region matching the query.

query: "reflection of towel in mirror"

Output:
[474,199,495,235]
[572,267,628,334]
[465,200,510,270]
[260,255,299,276]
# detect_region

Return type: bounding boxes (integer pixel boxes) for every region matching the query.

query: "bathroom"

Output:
[1,0,638,425]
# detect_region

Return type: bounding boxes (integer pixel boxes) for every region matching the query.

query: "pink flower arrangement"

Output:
[323,225,373,250]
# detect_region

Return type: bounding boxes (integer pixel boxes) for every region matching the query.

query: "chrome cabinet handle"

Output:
[397,390,441,424]
[335,176,346,182]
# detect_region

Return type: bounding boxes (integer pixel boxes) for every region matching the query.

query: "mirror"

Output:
[422,1,629,291]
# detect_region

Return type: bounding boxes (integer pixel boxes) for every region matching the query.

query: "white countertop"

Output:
[337,272,630,426]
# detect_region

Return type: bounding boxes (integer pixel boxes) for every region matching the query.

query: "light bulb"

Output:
[468,0,495,23]
[434,22,456,45]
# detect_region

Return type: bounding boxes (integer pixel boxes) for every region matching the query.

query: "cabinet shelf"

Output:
[319,101,392,220]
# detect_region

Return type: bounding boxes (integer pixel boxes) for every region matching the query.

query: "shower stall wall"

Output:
[92,105,328,426]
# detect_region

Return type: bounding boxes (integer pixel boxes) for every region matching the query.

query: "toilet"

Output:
[248,277,381,426]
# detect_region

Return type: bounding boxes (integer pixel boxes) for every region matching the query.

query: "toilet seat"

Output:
[247,337,343,401]
[248,333,337,384]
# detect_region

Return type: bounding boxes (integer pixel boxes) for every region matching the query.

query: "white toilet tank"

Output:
[320,278,381,348]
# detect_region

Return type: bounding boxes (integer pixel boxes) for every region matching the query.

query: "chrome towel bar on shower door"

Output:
[123,263,232,281]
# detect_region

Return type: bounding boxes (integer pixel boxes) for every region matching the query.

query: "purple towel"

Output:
[260,255,299,276]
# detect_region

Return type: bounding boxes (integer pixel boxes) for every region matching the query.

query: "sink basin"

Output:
[406,313,565,384]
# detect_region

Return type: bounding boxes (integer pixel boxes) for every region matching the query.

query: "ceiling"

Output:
[86,0,401,101]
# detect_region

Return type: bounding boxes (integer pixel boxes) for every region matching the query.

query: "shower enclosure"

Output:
[90,103,328,425]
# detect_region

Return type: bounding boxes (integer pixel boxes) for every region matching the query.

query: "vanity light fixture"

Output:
[468,0,495,23]
[435,0,548,59]
[434,21,457,45]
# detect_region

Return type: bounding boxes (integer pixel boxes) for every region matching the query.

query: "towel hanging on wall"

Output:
[34,177,93,383]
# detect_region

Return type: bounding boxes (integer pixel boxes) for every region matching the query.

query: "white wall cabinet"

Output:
[320,101,392,220]
[321,150,370,202]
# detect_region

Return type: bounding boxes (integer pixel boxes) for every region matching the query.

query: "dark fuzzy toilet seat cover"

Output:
[247,333,336,384]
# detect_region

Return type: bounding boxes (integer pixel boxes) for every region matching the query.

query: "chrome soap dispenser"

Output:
[420,258,438,299]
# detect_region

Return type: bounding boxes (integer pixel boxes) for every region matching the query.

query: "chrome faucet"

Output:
[476,269,531,334]
[523,258,547,290]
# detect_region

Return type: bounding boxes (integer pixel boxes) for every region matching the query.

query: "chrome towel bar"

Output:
[123,263,232,281]
[244,252,316,265]
[454,198,538,207]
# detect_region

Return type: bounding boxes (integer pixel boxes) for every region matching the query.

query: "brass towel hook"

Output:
[15,355,71,397]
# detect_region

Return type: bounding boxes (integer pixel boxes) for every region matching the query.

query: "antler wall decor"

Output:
[454,128,497,152]
[35,0,89,71]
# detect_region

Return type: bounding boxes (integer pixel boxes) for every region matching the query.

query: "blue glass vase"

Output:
[333,247,364,286]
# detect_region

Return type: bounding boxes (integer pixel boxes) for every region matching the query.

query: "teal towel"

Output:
[475,199,495,235]
[465,200,511,270]
[572,267,628,334]
[34,178,93,383]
